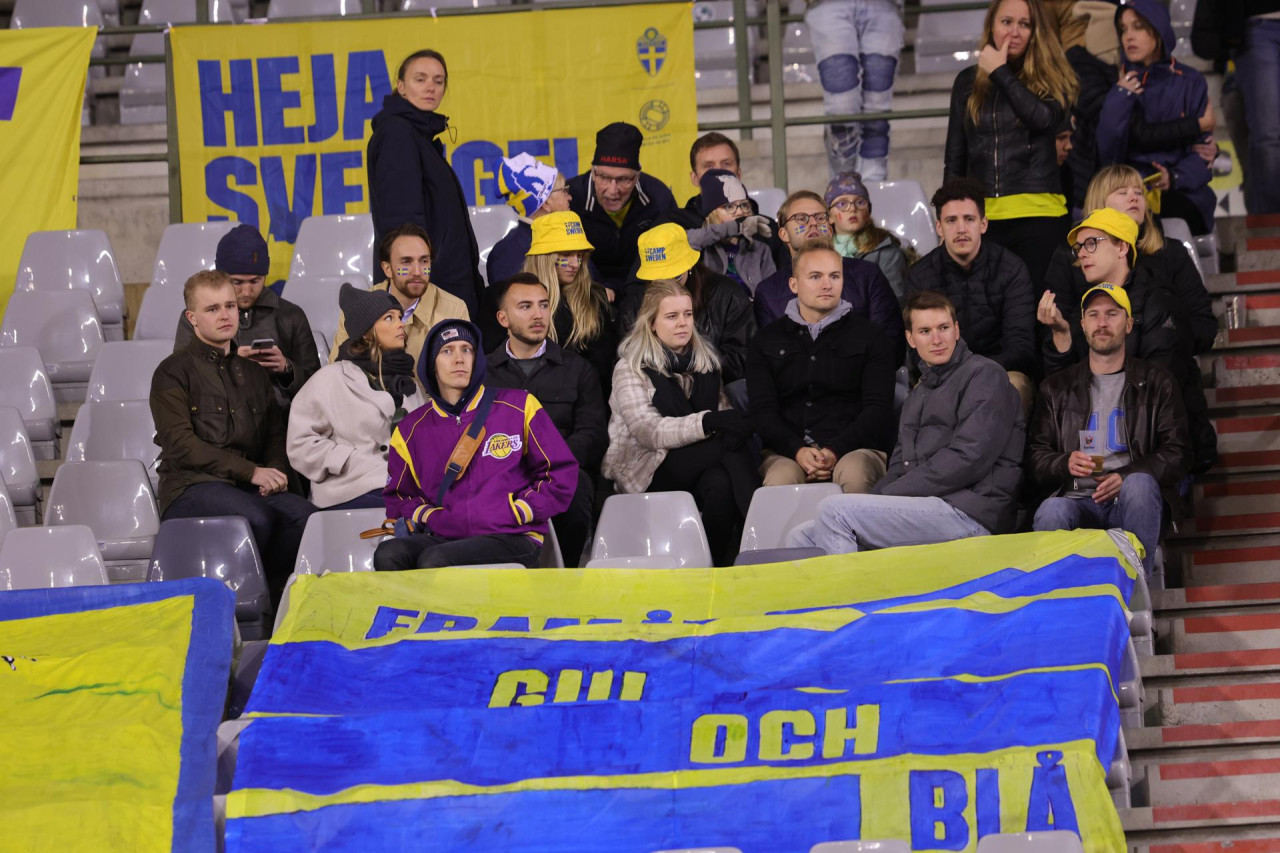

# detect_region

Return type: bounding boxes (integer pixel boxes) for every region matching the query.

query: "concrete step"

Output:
[1247,215,1280,230]
[1139,749,1280,808]
[1216,326,1280,350]
[1138,836,1280,852]
[1142,649,1280,678]
[1156,583,1280,611]
[1212,414,1280,474]
[1175,476,1280,538]
[1206,383,1280,411]
[1211,354,1280,389]
[1122,798,1280,832]
[1236,240,1280,272]
[1164,612,1280,654]
[1147,677,1280,729]
[1170,536,1280,587]
[1205,271,1280,295]
[1127,719,1280,751]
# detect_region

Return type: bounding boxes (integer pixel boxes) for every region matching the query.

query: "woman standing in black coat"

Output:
[367,50,483,318]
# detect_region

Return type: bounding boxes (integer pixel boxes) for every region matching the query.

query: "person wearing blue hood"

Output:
[374,319,579,571]
[1097,0,1218,235]
[367,50,484,316]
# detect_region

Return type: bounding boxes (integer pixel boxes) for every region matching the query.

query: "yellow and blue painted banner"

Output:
[0,27,96,316]
[227,530,1134,851]
[0,577,235,852]
[170,5,696,286]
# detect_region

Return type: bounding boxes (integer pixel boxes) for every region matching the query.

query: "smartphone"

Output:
[250,338,275,350]
[1143,172,1163,186]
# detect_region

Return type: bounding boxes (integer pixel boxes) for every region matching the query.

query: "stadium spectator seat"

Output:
[148,516,271,638]
[0,525,109,590]
[289,214,376,287]
[780,0,817,85]
[0,347,61,461]
[0,481,18,546]
[86,340,174,404]
[976,832,1085,852]
[267,0,363,16]
[811,842,911,853]
[1,290,105,402]
[293,508,384,575]
[749,187,788,222]
[151,221,237,290]
[540,520,566,568]
[913,0,985,74]
[45,460,160,582]
[226,640,267,718]
[652,848,742,853]
[282,276,345,346]
[869,180,937,254]
[469,205,518,285]
[1162,217,1217,277]
[216,718,251,793]
[65,401,160,488]
[0,407,40,525]
[733,546,826,565]
[120,32,167,126]
[134,281,188,341]
[591,492,713,568]
[1169,0,1196,57]
[740,483,841,552]
[15,229,126,341]
[312,329,329,365]
[691,0,758,90]
[401,0,504,8]
[143,0,241,21]
[585,556,682,568]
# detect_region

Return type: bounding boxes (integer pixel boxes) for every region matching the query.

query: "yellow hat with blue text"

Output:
[636,223,701,280]
[528,212,594,256]
[1080,282,1132,317]
[1068,207,1139,261]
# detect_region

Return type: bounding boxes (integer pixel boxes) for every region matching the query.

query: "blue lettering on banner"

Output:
[342,51,390,141]
[258,56,305,146]
[261,154,316,243]
[0,67,21,121]
[205,156,260,226]
[199,58,257,146]
[306,54,338,143]
[910,770,968,851]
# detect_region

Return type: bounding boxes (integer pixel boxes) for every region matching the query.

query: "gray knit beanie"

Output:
[339,283,401,342]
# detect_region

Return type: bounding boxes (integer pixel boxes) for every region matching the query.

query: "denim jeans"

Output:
[787,493,989,554]
[1032,472,1164,574]
[1236,19,1280,214]
[805,0,904,179]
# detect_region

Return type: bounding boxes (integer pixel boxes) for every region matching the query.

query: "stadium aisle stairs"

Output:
[1125,214,1280,852]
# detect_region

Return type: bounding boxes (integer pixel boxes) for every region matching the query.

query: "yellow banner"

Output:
[0,28,95,316]
[170,7,697,285]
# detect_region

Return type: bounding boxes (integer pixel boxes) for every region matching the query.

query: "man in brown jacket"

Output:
[1030,283,1192,575]
[151,270,316,598]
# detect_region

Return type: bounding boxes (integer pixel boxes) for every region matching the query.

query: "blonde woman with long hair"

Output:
[944,0,1079,290]
[603,280,758,565]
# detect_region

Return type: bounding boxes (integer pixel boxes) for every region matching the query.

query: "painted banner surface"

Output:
[0,577,235,852]
[226,531,1132,851]
[0,27,95,315]
[170,5,697,286]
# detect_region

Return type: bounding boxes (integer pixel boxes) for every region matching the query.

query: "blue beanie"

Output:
[215,224,270,276]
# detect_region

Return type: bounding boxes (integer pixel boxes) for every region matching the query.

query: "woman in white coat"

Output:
[287,284,425,510]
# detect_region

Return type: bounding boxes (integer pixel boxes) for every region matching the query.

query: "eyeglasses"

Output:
[1070,236,1117,258]
[720,200,753,216]
[785,211,831,227]
[830,198,870,212]
[549,185,570,197]
[593,173,637,190]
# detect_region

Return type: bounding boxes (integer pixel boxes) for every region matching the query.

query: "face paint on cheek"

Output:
[812,223,831,238]
[396,267,411,278]
[554,257,576,270]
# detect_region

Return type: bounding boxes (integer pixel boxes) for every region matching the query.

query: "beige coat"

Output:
[329,282,468,366]
[286,361,425,508]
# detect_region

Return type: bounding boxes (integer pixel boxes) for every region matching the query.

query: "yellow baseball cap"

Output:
[636,223,701,280]
[1080,282,1132,316]
[528,212,594,256]
[1068,207,1139,260]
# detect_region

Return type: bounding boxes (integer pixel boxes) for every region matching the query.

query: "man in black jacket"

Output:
[747,244,897,493]
[487,274,607,566]
[1031,284,1191,574]
[905,179,1036,413]
[175,224,320,408]
[567,122,676,292]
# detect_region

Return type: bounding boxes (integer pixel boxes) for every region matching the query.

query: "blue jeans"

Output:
[1032,472,1163,574]
[787,493,989,554]
[1237,19,1280,214]
[805,0,904,179]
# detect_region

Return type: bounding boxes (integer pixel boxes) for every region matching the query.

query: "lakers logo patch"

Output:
[483,433,523,460]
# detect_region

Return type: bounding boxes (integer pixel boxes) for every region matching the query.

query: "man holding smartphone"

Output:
[174,224,320,405]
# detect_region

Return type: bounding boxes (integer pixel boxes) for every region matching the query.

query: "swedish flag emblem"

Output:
[636,27,667,77]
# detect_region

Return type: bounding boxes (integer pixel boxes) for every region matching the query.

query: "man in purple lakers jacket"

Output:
[373,319,578,570]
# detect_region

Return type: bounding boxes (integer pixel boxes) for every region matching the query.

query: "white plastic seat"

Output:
[293,508,386,575]
[0,481,18,547]
[0,346,60,459]
[1161,217,1206,282]
[914,0,985,74]
[87,340,174,403]
[976,831,1085,852]
[869,180,937,255]
[1,290,105,401]
[65,401,160,488]
[45,461,160,581]
[539,520,565,568]
[469,206,518,284]
[16,229,126,338]
[781,0,816,84]
[692,0,758,81]
[0,408,39,523]
[283,277,345,346]
[740,483,842,551]
[120,32,167,125]
[401,0,504,7]
[151,221,237,289]
[1194,230,1220,275]
[811,842,911,853]
[141,0,240,23]
[267,0,362,15]
[313,329,329,365]
[289,214,375,286]
[0,525,108,590]
[148,516,270,636]
[585,555,681,568]
[133,282,188,342]
[749,187,788,223]
[590,492,713,568]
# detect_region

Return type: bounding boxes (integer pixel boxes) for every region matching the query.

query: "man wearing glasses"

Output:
[752,189,903,363]
[567,122,676,292]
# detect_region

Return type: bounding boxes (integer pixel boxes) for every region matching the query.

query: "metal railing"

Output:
[69,0,989,215]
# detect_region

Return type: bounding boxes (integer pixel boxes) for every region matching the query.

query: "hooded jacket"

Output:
[567,170,677,290]
[1097,0,1216,229]
[383,320,578,544]
[875,339,1026,535]
[485,220,532,288]
[367,94,483,316]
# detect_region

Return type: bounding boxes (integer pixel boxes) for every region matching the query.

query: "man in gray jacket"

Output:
[790,290,1025,554]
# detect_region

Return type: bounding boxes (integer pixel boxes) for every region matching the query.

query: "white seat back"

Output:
[591,492,712,568]
[0,525,108,590]
[87,340,174,403]
[289,214,375,286]
[869,180,937,254]
[15,230,125,325]
[151,221,237,289]
[740,483,842,551]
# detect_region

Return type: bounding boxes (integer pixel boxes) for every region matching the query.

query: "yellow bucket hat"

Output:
[528,212,594,256]
[636,223,701,280]
[1068,207,1139,261]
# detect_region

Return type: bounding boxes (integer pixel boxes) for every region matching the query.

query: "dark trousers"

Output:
[985,215,1069,293]
[553,469,594,567]
[163,481,316,600]
[373,531,541,571]
[325,489,386,512]
[648,440,750,568]
[1157,192,1211,236]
